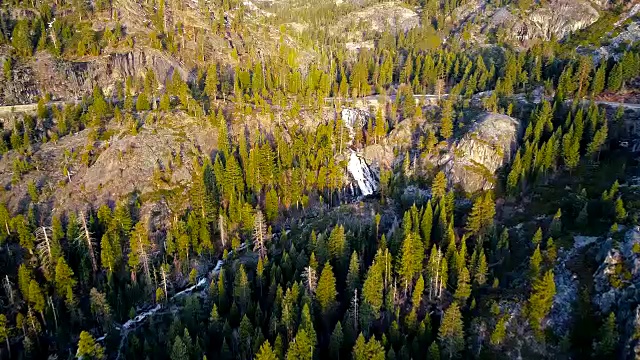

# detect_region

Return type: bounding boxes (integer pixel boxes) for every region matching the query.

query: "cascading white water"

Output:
[347,151,378,196]
[341,108,379,196]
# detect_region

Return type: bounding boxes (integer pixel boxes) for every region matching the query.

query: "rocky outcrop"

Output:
[526,0,599,41]
[0,48,190,106]
[438,113,520,193]
[486,0,600,44]
[593,227,640,359]
[347,2,419,33]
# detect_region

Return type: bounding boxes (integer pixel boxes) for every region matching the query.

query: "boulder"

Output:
[439,112,520,193]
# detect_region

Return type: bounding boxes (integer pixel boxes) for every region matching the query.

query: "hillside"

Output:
[0,0,639,359]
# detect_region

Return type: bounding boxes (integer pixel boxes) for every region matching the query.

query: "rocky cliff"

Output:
[0,47,190,105]
[593,227,640,359]
[438,113,520,193]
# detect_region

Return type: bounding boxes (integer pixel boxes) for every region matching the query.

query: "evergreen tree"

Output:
[421,200,434,247]
[428,342,441,360]
[591,62,606,96]
[255,340,277,360]
[352,333,385,360]
[432,172,447,199]
[527,270,556,336]
[474,249,488,286]
[398,233,424,294]
[205,63,219,103]
[317,262,337,314]
[453,266,471,303]
[593,312,619,358]
[0,314,9,358]
[615,197,627,222]
[77,331,105,359]
[490,316,507,346]
[28,280,45,320]
[170,335,188,360]
[438,303,465,359]
[529,245,542,280]
[286,329,313,360]
[363,251,384,317]
[440,99,454,140]
[328,225,346,260]
[607,63,623,92]
[330,321,344,360]
[346,251,360,298]
[12,20,33,57]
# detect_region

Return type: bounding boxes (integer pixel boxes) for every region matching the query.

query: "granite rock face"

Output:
[592,227,640,359]
[0,48,189,105]
[439,113,521,193]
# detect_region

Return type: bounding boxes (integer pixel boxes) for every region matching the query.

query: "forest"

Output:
[0,0,639,359]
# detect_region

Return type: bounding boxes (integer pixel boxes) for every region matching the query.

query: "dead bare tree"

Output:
[160,263,170,301]
[219,214,226,248]
[35,226,54,276]
[302,266,317,296]
[78,211,98,273]
[3,275,14,305]
[48,296,58,330]
[253,210,268,260]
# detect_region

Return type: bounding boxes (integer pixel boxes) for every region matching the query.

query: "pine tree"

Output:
[346,251,360,297]
[532,228,542,245]
[77,331,105,359]
[440,99,454,140]
[233,265,251,311]
[432,172,447,199]
[591,62,606,96]
[587,120,608,160]
[352,333,385,360]
[55,257,76,299]
[607,63,623,92]
[550,209,562,237]
[577,203,589,228]
[412,274,425,309]
[317,262,337,314]
[374,107,386,144]
[562,126,581,172]
[593,312,619,357]
[530,245,542,280]
[286,329,313,360]
[170,335,188,360]
[490,316,507,346]
[0,314,9,358]
[428,342,441,360]
[421,201,433,247]
[11,20,33,57]
[474,249,488,286]
[328,225,346,260]
[527,270,556,336]
[398,233,424,294]
[453,266,471,303]
[255,340,277,360]
[615,197,627,222]
[466,193,495,236]
[363,251,384,317]
[129,222,152,284]
[438,303,465,359]
[205,63,219,103]
[28,280,45,320]
[330,322,344,360]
